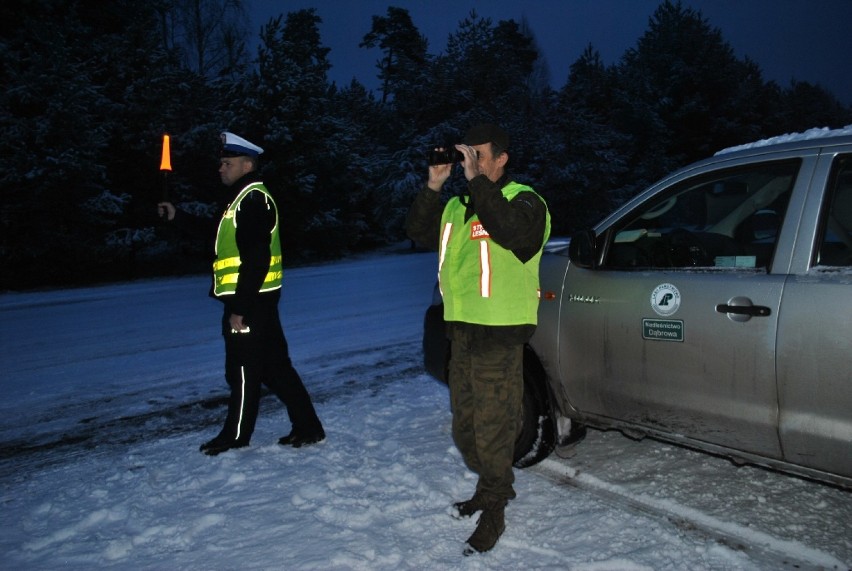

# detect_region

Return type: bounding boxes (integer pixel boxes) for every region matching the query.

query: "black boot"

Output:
[278,429,325,448]
[463,502,506,555]
[200,435,249,456]
[451,493,486,519]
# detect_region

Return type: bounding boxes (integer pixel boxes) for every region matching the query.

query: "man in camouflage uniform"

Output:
[406,124,550,554]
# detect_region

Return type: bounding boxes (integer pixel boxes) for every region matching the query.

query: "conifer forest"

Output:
[2,0,850,290]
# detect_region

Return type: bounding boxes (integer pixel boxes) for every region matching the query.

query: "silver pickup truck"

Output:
[423,126,852,489]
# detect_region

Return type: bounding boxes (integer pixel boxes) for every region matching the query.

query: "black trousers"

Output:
[218,303,323,444]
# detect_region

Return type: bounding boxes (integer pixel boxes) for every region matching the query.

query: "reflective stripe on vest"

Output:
[438,182,550,326]
[213,182,283,296]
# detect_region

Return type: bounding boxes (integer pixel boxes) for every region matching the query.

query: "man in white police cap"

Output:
[160,131,325,455]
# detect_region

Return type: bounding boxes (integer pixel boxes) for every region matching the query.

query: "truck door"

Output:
[560,157,811,457]
[776,152,852,478]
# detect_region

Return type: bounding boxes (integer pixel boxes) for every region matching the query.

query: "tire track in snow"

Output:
[532,457,850,571]
[0,340,423,481]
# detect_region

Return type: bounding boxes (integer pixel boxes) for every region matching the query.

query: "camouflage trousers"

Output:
[448,326,523,503]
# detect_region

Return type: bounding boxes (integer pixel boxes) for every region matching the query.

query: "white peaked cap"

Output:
[220,132,264,157]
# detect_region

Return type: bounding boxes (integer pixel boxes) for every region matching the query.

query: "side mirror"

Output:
[568,230,598,269]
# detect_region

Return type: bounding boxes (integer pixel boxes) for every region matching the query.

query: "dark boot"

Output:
[463,502,506,555]
[451,493,486,519]
[200,435,249,456]
[278,428,325,448]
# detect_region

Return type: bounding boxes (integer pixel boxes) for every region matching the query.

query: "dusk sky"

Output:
[250,0,852,107]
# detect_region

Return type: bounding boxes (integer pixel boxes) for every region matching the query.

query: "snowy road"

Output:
[1,248,850,570]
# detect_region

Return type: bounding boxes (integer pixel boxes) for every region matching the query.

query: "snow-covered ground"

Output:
[1,248,850,570]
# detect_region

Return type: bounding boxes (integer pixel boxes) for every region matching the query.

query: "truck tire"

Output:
[513,358,556,468]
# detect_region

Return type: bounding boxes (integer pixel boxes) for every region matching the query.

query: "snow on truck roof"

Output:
[716,124,852,156]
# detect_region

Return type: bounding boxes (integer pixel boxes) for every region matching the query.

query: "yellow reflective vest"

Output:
[438,182,550,326]
[212,182,283,296]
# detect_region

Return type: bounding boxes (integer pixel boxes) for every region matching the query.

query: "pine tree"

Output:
[780,80,852,133]
[239,10,374,259]
[360,7,430,108]
[543,46,631,234]
[615,0,776,187]
[0,0,113,287]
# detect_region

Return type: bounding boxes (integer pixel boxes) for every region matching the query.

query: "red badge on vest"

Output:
[470,222,490,239]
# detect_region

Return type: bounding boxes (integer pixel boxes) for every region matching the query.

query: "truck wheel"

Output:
[513,360,556,468]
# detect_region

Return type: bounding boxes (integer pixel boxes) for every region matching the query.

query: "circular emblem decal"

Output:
[651,283,681,316]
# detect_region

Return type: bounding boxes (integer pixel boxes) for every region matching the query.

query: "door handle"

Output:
[715,304,771,317]
[716,300,772,321]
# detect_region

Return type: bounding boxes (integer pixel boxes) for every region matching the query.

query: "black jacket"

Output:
[405,173,547,262]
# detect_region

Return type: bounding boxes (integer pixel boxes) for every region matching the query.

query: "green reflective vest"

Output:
[438,182,550,326]
[212,182,283,296]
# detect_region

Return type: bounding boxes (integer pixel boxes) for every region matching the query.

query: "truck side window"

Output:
[604,160,800,270]
[816,155,852,267]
